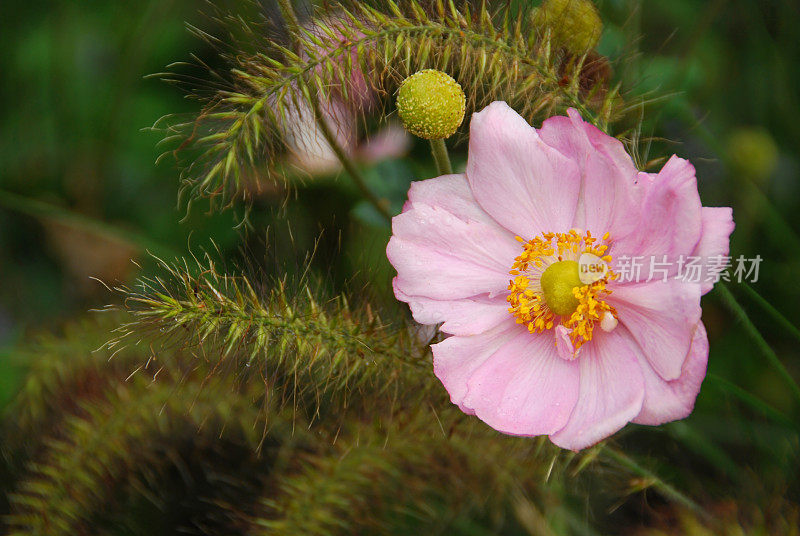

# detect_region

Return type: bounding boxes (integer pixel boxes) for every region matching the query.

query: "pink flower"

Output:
[282,17,410,175]
[283,99,410,175]
[387,102,734,450]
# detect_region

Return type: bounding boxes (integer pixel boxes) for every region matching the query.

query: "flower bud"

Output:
[396,69,466,140]
[727,128,779,182]
[532,0,603,54]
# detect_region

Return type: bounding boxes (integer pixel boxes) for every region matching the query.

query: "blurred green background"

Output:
[0,0,799,530]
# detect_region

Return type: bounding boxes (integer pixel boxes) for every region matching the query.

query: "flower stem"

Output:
[429,138,453,176]
[308,96,393,223]
[420,140,448,341]
[277,0,392,224]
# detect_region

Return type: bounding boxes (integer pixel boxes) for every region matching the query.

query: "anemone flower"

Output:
[283,17,410,175]
[387,102,734,450]
[284,99,410,175]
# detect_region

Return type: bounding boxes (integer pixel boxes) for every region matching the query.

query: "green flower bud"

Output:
[396,69,466,140]
[532,0,603,54]
[727,128,779,182]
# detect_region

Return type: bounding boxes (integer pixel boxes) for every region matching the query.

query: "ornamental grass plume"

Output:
[159,0,623,210]
[282,16,410,175]
[387,102,735,450]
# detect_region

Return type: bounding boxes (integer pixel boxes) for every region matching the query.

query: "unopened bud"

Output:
[396,70,466,140]
[532,0,603,54]
[727,128,779,182]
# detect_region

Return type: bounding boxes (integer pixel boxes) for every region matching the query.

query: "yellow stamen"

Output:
[506,230,618,356]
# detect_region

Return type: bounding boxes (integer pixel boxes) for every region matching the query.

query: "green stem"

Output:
[621,0,642,90]
[603,447,708,519]
[277,0,392,224]
[429,138,453,176]
[308,95,392,223]
[706,373,797,429]
[739,281,800,345]
[419,138,453,343]
[715,283,800,403]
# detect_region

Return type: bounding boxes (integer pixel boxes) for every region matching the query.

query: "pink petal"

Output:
[388,174,520,301]
[539,109,639,236]
[357,122,411,163]
[393,281,511,336]
[458,328,581,436]
[307,19,375,111]
[611,156,703,261]
[542,109,639,176]
[554,324,577,361]
[465,102,582,238]
[607,279,701,381]
[691,207,735,294]
[284,98,355,175]
[549,329,645,451]
[432,321,522,414]
[633,322,709,425]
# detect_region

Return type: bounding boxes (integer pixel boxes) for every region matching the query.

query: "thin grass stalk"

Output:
[715,283,800,405]
[278,0,392,223]
[739,281,800,345]
[602,446,709,521]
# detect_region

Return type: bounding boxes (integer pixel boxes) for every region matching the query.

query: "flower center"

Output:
[506,230,618,356]
[540,260,582,316]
